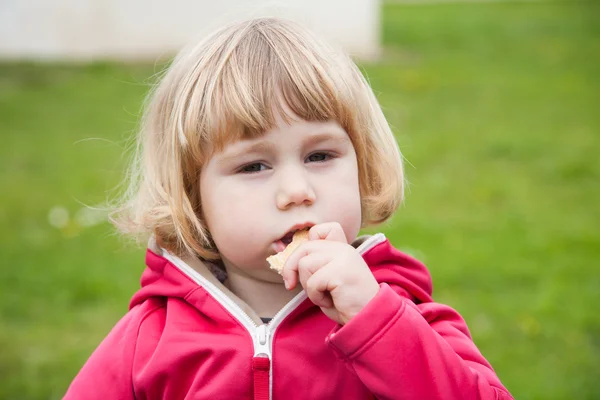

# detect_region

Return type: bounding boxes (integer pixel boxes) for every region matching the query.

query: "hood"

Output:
[129,234,434,312]
[364,238,433,304]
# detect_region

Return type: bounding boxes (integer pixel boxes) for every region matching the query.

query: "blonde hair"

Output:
[111,17,404,260]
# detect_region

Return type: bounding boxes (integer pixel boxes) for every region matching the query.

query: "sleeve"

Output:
[63,307,142,399]
[325,284,513,400]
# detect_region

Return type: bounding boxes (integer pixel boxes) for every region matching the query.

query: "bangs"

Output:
[179,19,356,163]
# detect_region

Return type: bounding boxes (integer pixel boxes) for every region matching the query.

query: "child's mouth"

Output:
[281,232,295,246]
[273,227,311,253]
[272,232,295,253]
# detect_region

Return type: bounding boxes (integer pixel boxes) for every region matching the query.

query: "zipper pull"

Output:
[254,324,271,358]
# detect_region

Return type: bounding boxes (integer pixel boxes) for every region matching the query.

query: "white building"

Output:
[0,0,380,61]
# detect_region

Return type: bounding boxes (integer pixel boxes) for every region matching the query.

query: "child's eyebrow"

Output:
[216,141,276,164]
[304,131,351,146]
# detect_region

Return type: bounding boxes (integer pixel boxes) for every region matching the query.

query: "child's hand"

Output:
[282,222,379,325]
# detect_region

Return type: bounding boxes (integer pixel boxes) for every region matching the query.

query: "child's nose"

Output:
[275,168,316,210]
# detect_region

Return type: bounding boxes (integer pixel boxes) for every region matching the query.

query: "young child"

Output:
[65,17,513,400]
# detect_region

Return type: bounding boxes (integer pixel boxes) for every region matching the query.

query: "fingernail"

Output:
[283,279,289,290]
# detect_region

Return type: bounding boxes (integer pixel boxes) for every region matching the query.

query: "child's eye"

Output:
[306,152,332,163]
[238,162,269,173]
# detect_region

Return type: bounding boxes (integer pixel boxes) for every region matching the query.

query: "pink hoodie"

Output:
[65,234,513,399]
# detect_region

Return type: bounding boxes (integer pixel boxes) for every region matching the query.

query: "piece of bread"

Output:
[267,229,309,274]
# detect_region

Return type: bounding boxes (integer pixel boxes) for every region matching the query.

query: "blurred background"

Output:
[1,0,599,399]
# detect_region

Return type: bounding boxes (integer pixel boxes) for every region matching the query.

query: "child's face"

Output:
[199,110,362,282]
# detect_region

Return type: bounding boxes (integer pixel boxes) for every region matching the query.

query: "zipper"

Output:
[252,325,271,400]
[254,324,269,356]
[161,232,386,399]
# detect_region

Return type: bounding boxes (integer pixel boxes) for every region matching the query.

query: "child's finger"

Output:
[308,222,347,243]
[296,252,330,291]
[305,266,336,308]
[282,241,329,290]
[282,244,310,290]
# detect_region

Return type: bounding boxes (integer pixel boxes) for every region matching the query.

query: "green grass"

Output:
[1,1,599,398]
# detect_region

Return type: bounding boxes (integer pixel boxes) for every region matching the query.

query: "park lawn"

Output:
[1,1,598,399]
